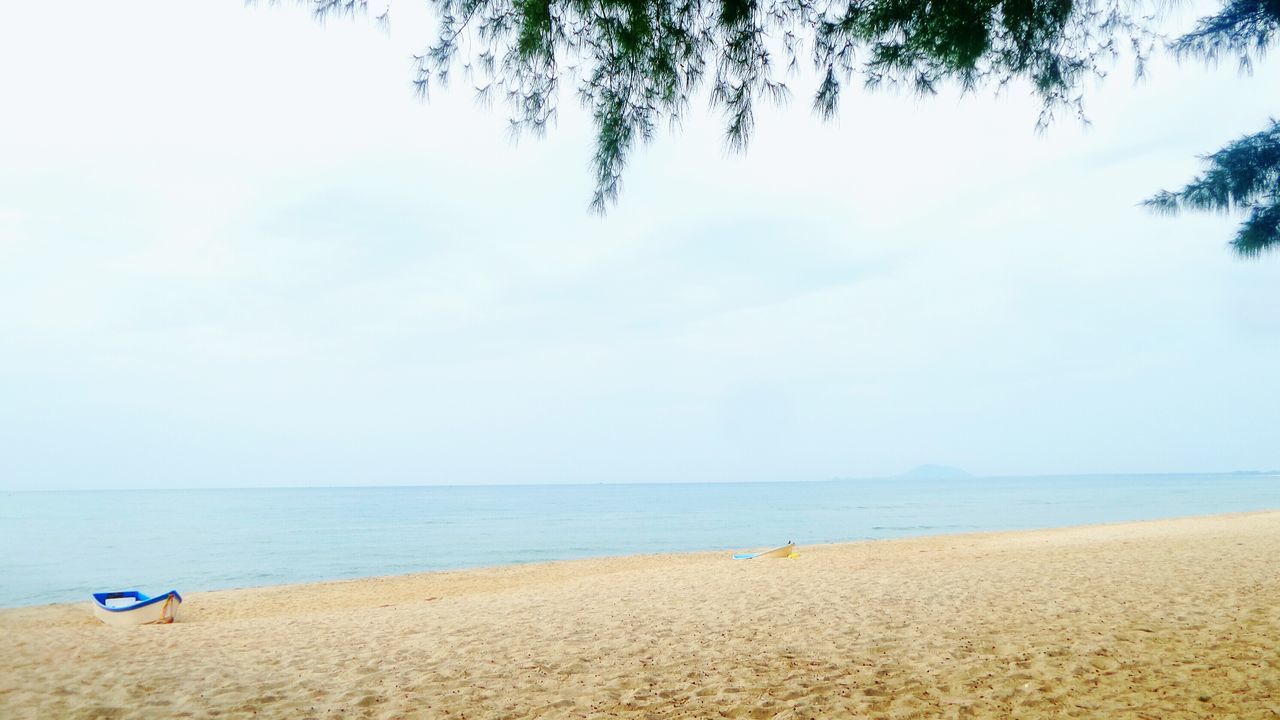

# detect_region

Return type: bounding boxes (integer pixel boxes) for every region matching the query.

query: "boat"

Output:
[91,590,182,626]
[733,542,797,560]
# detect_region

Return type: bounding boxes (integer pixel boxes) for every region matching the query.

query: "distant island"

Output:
[898,465,973,480]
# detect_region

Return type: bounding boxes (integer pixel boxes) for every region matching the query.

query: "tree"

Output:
[299,0,1276,254]
[1144,0,1279,256]
[1145,120,1280,257]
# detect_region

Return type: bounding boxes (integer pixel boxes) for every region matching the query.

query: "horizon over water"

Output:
[3,472,1278,608]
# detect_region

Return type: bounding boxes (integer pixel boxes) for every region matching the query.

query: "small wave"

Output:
[871,525,975,531]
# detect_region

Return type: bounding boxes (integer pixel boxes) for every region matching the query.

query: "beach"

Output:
[2,511,1277,719]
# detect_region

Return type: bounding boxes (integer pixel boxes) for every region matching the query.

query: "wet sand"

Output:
[2,511,1278,719]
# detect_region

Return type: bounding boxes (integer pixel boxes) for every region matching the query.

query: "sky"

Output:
[1,0,1277,490]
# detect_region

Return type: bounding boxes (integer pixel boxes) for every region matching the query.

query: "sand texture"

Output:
[2,511,1279,719]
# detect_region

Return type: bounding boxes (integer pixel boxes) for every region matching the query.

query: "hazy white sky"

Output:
[1,0,1277,490]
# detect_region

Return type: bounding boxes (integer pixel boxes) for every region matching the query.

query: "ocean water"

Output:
[2,473,1278,608]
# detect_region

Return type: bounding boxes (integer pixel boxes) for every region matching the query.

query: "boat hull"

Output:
[733,543,796,560]
[754,543,796,559]
[91,590,182,626]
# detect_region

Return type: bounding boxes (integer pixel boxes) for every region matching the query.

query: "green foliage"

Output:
[1171,0,1279,72]
[1146,120,1280,256]
[305,0,391,26]
[286,0,1278,256]
[403,0,1156,210]
[1148,0,1279,256]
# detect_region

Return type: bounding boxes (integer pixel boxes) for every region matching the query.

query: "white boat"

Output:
[91,590,182,626]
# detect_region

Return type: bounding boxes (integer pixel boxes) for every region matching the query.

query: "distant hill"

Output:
[899,464,972,480]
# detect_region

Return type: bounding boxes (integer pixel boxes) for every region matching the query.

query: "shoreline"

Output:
[8,472,1280,609]
[4,507,1278,613]
[3,510,1279,718]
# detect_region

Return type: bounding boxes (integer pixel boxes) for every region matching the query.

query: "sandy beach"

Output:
[2,511,1278,719]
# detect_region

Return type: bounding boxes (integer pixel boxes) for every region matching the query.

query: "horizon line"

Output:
[5,468,1279,493]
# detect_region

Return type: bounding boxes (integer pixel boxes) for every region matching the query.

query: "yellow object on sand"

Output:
[733,543,797,560]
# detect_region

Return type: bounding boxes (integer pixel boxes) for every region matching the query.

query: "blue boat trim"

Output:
[92,590,182,612]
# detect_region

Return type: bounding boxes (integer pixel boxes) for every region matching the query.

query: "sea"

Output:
[2,473,1278,608]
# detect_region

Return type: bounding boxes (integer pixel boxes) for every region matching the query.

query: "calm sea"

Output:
[2,473,1278,607]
